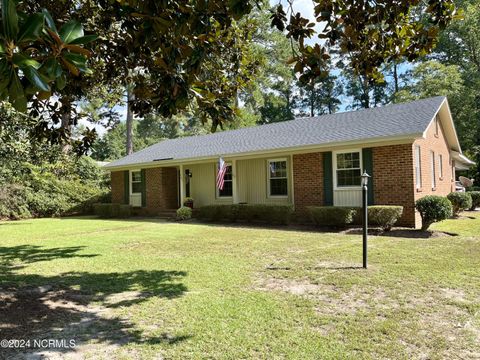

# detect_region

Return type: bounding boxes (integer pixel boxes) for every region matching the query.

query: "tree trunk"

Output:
[60,97,72,153]
[126,86,134,155]
[393,61,399,94]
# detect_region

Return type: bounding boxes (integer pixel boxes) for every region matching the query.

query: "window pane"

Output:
[337,169,361,186]
[219,180,233,197]
[132,171,141,182]
[337,152,360,169]
[132,182,142,194]
[223,166,232,181]
[269,161,287,178]
[270,178,288,196]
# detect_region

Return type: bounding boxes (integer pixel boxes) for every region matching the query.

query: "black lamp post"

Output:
[361,171,371,269]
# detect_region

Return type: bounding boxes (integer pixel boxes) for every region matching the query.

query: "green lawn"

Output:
[1,214,479,359]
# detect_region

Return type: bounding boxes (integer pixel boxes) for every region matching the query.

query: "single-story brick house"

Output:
[105,96,474,228]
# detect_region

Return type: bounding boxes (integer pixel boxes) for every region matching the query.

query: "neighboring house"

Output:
[105,96,474,228]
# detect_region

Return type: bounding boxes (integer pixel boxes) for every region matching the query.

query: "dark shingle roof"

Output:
[106,96,445,168]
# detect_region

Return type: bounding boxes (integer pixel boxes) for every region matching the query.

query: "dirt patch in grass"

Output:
[0,286,186,359]
[256,275,480,357]
[341,228,457,238]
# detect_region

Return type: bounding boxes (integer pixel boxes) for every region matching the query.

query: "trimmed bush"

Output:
[447,192,472,216]
[93,203,132,218]
[368,206,403,231]
[415,196,453,231]
[176,206,192,220]
[196,204,294,225]
[307,206,356,228]
[351,205,404,231]
[468,191,480,211]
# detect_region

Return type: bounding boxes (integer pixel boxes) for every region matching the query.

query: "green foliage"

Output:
[93,203,131,219]
[0,2,95,112]
[197,204,294,225]
[468,191,480,211]
[367,206,403,231]
[447,192,473,216]
[415,196,453,231]
[307,206,356,228]
[176,206,192,221]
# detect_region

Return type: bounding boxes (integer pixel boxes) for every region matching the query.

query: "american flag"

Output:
[216,157,227,190]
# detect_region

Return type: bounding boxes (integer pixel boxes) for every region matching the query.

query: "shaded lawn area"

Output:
[0,213,479,359]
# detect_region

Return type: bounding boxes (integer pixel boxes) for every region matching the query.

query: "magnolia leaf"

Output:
[41,58,63,80]
[59,20,84,44]
[1,0,19,41]
[68,34,98,45]
[64,44,92,57]
[12,54,41,69]
[17,13,45,43]
[60,57,80,76]
[42,9,57,32]
[23,65,50,92]
[9,72,27,112]
[0,41,5,54]
[56,73,66,90]
[62,52,88,72]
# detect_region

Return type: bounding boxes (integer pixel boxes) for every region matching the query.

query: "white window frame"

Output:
[216,163,233,198]
[267,158,288,198]
[130,170,142,195]
[439,154,443,180]
[333,149,362,190]
[431,151,436,189]
[415,145,422,189]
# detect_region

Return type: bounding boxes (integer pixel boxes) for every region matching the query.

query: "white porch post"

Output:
[179,164,185,206]
[232,159,239,204]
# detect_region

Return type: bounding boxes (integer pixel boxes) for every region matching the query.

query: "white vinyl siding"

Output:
[415,145,422,189]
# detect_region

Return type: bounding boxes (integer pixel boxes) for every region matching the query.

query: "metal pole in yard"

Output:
[361,172,371,269]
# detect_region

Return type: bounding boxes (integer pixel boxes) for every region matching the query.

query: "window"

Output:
[435,115,439,136]
[439,154,443,179]
[431,151,436,189]
[131,170,142,194]
[415,146,422,189]
[336,151,361,187]
[218,165,233,197]
[268,159,288,196]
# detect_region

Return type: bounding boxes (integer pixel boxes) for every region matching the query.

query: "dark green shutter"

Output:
[141,169,146,207]
[124,170,129,205]
[323,152,333,206]
[362,148,374,205]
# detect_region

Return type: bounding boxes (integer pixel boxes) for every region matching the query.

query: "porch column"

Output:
[232,159,239,204]
[179,164,185,206]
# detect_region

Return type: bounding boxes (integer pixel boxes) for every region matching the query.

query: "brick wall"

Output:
[111,171,125,204]
[292,152,324,219]
[144,167,178,214]
[372,144,416,227]
[413,117,455,226]
[110,168,178,214]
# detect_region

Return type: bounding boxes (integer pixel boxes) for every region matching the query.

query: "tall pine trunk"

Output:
[126,86,134,155]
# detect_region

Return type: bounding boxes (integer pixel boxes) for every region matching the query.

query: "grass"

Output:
[0,213,479,359]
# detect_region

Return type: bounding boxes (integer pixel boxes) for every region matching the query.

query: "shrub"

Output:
[367,206,403,231]
[307,206,356,228]
[447,192,472,216]
[176,206,192,220]
[93,203,132,218]
[468,191,480,211]
[415,196,453,231]
[196,204,294,225]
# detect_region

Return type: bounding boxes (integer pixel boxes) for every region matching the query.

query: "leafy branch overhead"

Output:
[0,0,96,112]
[271,0,460,85]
